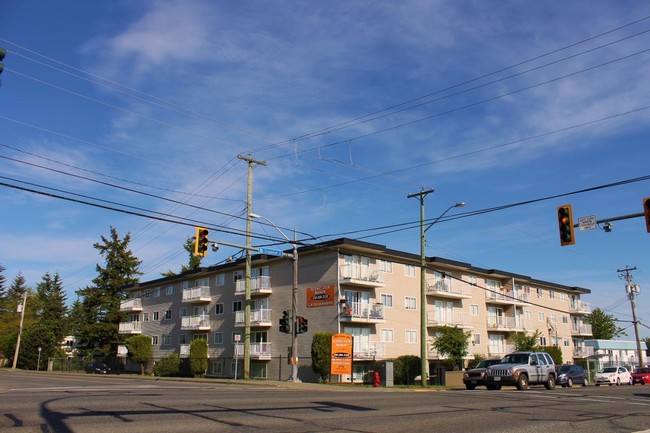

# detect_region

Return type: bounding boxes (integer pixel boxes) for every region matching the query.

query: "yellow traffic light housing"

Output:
[643,197,650,233]
[194,227,209,257]
[557,205,575,246]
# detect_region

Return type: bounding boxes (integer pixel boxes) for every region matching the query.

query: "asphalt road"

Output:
[1,370,649,433]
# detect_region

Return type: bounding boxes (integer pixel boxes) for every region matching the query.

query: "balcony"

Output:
[570,300,591,315]
[486,317,530,332]
[235,342,272,360]
[485,290,529,305]
[487,344,515,357]
[571,323,593,336]
[235,276,272,296]
[339,265,385,288]
[353,341,386,360]
[181,315,211,331]
[182,286,211,303]
[573,346,595,358]
[118,321,142,334]
[339,302,385,324]
[119,298,142,312]
[426,280,471,299]
[234,309,272,327]
[427,311,472,328]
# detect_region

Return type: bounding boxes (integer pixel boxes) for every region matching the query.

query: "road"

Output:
[1,370,649,433]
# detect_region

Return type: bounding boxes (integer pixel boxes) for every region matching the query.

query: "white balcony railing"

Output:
[353,341,386,359]
[234,309,272,326]
[118,321,141,334]
[234,342,272,358]
[486,317,530,331]
[426,280,471,298]
[570,300,591,314]
[427,311,472,328]
[339,265,385,285]
[182,286,211,302]
[181,315,210,330]
[340,302,385,321]
[571,323,593,335]
[235,276,272,295]
[119,298,142,311]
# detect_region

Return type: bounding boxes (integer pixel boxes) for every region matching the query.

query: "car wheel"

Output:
[628,377,633,385]
[567,377,573,388]
[616,378,620,386]
[595,383,600,386]
[465,384,476,390]
[545,375,556,390]
[582,378,588,387]
[516,374,529,391]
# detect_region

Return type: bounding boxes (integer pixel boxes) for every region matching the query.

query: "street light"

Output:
[407,187,465,387]
[249,213,301,383]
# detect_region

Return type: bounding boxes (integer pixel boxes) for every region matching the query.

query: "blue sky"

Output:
[1,1,649,338]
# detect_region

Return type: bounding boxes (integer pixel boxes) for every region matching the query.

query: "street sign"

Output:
[578,215,597,231]
[258,247,284,256]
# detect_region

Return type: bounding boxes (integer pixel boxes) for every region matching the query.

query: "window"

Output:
[196,277,209,287]
[143,312,149,322]
[470,304,479,316]
[164,309,172,320]
[143,290,150,298]
[214,332,224,345]
[404,296,417,310]
[563,338,570,347]
[562,315,569,324]
[537,288,543,298]
[182,281,190,290]
[380,328,394,342]
[405,330,417,343]
[486,279,501,291]
[132,291,141,299]
[549,290,555,299]
[162,334,171,345]
[233,270,244,283]
[525,310,532,321]
[153,311,159,321]
[179,307,188,317]
[233,301,243,312]
[473,333,481,345]
[379,260,393,273]
[539,336,547,346]
[151,336,159,345]
[179,334,187,345]
[550,314,557,323]
[212,360,224,375]
[466,275,478,286]
[404,265,416,277]
[214,303,224,315]
[216,273,225,286]
[166,285,174,296]
[538,312,545,322]
[154,287,161,297]
[380,294,393,307]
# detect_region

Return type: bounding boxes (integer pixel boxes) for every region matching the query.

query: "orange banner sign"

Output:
[306,284,336,308]
[330,333,353,375]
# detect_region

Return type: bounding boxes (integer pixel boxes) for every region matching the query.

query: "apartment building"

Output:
[119,238,593,382]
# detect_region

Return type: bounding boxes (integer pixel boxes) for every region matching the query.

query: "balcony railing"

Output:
[353,341,386,359]
[235,276,272,296]
[573,346,595,358]
[119,298,142,312]
[118,321,142,334]
[182,286,211,303]
[487,344,514,357]
[426,280,471,298]
[570,300,591,314]
[234,309,272,327]
[486,317,530,331]
[571,323,593,336]
[339,265,385,287]
[181,315,211,331]
[234,342,272,359]
[486,290,529,304]
[339,302,385,322]
[427,311,472,328]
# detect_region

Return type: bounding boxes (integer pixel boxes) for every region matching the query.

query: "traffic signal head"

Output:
[279,310,291,334]
[0,47,6,87]
[557,205,575,246]
[297,316,309,334]
[643,197,650,233]
[194,227,209,257]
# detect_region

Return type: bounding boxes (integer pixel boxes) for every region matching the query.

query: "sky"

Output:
[1,1,649,339]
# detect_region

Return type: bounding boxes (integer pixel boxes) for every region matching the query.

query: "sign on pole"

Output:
[258,247,284,257]
[578,215,597,231]
[330,333,353,376]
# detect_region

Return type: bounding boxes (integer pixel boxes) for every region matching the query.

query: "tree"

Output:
[0,273,34,364]
[75,227,142,355]
[311,331,333,383]
[124,335,153,374]
[393,355,421,385]
[35,272,68,342]
[509,330,541,352]
[161,237,203,277]
[189,338,208,377]
[15,322,58,370]
[431,326,471,370]
[153,353,180,377]
[585,307,626,340]
[0,263,7,315]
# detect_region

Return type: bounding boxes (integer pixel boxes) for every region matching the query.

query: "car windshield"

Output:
[601,367,617,373]
[501,354,529,364]
[634,368,650,374]
[475,359,500,368]
[558,365,572,373]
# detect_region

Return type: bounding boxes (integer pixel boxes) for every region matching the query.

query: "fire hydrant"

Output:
[373,370,380,387]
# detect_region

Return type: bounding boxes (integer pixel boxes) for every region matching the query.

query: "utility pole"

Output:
[407,186,434,387]
[238,154,266,380]
[12,290,27,369]
[617,266,644,368]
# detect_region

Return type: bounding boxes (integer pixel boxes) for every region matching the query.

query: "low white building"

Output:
[585,339,646,371]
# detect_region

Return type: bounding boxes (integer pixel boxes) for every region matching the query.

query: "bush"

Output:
[392,355,421,385]
[153,353,180,377]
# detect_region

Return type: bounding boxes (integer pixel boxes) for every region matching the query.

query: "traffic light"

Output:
[297,316,308,334]
[643,197,650,233]
[0,47,6,88]
[194,227,209,257]
[557,205,575,246]
[279,310,291,334]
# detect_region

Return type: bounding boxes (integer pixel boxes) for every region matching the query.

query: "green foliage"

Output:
[508,330,541,352]
[153,353,180,377]
[310,331,333,383]
[585,307,626,340]
[431,326,471,370]
[15,322,58,370]
[392,355,421,385]
[539,346,563,365]
[35,272,68,341]
[189,338,208,377]
[125,335,153,374]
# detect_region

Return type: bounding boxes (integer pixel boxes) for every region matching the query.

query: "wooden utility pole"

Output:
[617,266,644,368]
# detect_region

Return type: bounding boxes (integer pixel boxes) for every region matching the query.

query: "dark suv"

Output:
[463,359,502,390]
[485,351,556,390]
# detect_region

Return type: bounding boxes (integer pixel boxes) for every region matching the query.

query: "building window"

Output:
[404,265,416,277]
[182,281,190,290]
[233,270,244,283]
[538,312,545,322]
[470,304,479,316]
[153,311,159,321]
[380,294,393,308]
[154,287,161,297]
[196,277,209,287]
[216,273,225,286]
[550,314,557,323]
[212,360,224,375]
[164,310,172,320]
[233,301,243,312]
[179,334,187,345]
[525,310,532,321]
[166,285,174,296]
[549,290,555,299]
[466,275,478,286]
[539,336,547,346]
[214,332,223,345]
[143,312,149,322]
[473,333,481,345]
[537,288,543,298]
[405,330,417,343]
[562,315,569,324]
[486,279,500,291]
[132,291,141,299]
[143,290,150,298]
[151,336,159,345]
[179,307,188,317]
[214,303,224,315]
[380,328,394,342]
[379,260,393,273]
[563,338,570,347]
[162,334,171,346]
[404,297,417,310]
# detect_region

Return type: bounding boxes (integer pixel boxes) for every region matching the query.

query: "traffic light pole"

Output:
[617,266,644,368]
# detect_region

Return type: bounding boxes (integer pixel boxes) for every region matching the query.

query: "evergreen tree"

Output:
[75,227,142,355]
[35,272,68,341]
[161,237,203,277]
[124,335,153,375]
[0,273,33,363]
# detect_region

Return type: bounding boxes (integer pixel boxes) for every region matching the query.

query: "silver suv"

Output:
[485,351,556,391]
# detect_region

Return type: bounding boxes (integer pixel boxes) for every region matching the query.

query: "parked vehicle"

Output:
[594,366,632,386]
[85,363,111,374]
[631,367,650,385]
[485,351,556,391]
[463,359,502,390]
[556,364,588,387]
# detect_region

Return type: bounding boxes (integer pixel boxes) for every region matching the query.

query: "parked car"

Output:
[463,359,502,390]
[85,363,111,374]
[485,351,556,391]
[594,366,632,386]
[631,367,650,385]
[556,364,588,387]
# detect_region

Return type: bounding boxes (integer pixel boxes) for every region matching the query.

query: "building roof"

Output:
[585,340,641,350]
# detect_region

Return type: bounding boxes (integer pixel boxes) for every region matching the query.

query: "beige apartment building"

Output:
[118,238,593,382]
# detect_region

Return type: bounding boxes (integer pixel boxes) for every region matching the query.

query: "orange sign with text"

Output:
[306,284,336,308]
[330,333,353,375]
